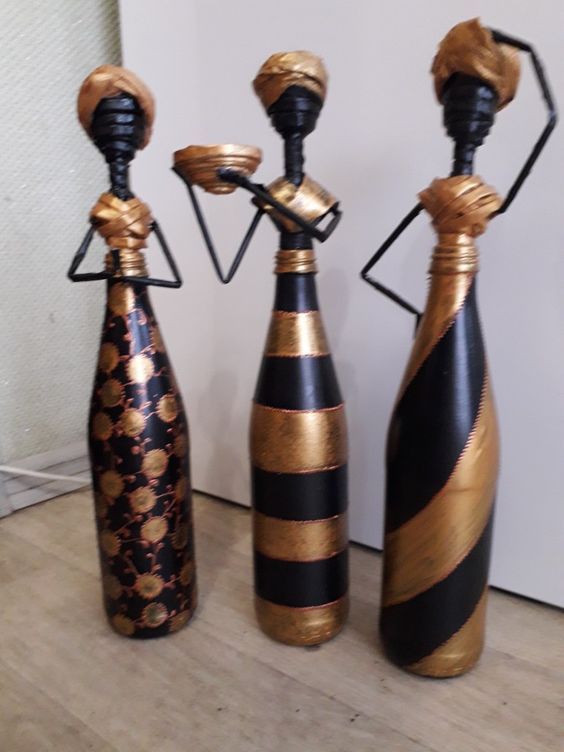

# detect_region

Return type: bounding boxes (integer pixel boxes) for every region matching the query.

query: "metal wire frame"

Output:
[67,219,182,288]
[177,166,342,285]
[360,29,558,325]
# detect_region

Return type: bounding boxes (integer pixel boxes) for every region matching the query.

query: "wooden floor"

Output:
[0,491,562,752]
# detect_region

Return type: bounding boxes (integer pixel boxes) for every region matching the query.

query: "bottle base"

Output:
[255,594,349,646]
[107,585,198,639]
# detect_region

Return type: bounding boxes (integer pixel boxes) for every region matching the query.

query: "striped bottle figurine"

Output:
[361,19,556,676]
[174,52,348,645]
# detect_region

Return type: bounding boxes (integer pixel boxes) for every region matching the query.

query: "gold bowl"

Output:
[173,144,262,194]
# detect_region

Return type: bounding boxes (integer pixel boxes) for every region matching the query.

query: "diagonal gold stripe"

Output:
[253,511,348,561]
[407,587,489,678]
[264,311,329,357]
[255,594,348,646]
[382,379,499,607]
[250,403,348,474]
[398,271,474,397]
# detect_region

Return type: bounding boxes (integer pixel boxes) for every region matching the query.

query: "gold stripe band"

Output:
[398,271,474,398]
[255,594,348,646]
[253,511,348,562]
[250,403,348,474]
[275,249,318,274]
[264,311,329,357]
[407,588,488,677]
[382,380,499,607]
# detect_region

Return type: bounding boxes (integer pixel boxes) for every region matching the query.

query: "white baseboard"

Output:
[1,441,91,515]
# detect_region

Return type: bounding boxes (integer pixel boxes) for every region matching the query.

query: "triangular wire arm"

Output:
[217,168,342,242]
[182,176,265,285]
[67,219,182,288]
[360,202,424,329]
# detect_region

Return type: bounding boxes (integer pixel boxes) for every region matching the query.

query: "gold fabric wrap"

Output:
[253,51,328,110]
[258,175,337,232]
[419,175,501,242]
[91,193,153,253]
[77,65,155,148]
[432,18,520,110]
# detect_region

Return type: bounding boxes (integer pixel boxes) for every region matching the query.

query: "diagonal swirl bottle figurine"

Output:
[69,66,196,638]
[173,52,348,645]
[361,19,556,676]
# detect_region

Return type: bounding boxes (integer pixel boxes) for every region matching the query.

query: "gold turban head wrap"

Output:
[431,18,520,110]
[253,51,328,111]
[77,65,155,148]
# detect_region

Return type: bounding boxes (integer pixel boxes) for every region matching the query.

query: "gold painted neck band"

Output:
[275,249,317,274]
[105,250,148,278]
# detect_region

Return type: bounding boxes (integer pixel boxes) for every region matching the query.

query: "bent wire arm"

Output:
[490,29,558,215]
[360,202,423,325]
[67,219,182,288]
[179,173,265,285]
[218,168,342,243]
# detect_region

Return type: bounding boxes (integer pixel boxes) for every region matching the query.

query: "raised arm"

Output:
[489,29,557,215]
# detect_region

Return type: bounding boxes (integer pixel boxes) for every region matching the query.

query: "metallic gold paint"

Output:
[250,403,347,474]
[264,311,329,358]
[383,380,499,607]
[407,589,489,677]
[173,144,262,195]
[253,511,348,562]
[255,594,348,646]
[275,249,318,274]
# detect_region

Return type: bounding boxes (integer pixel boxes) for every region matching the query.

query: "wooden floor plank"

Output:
[0,490,562,752]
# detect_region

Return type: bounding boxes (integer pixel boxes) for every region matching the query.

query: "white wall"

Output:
[120,0,564,607]
[0,1,120,465]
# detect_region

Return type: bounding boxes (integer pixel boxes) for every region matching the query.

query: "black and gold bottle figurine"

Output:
[174,52,348,645]
[361,20,556,676]
[69,66,196,638]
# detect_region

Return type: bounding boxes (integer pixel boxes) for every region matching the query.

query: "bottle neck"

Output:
[105,248,148,278]
[429,233,479,276]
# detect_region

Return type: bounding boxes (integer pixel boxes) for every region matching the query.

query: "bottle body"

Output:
[89,280,197,638]
[380,239,499,677]
[250,249,349,646]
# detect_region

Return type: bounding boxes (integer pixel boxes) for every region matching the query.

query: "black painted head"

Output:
[91,93,146,166]
[442,74,498,175]
[267,85,323,139]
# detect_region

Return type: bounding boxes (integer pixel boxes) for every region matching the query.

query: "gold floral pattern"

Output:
[121,408,146,437]
[129,487,156,514]
[142,448,168,478]
[135,573,165,599]
[127,353,154,384]
[141,516,168,543]
[143,602,168,628]
[157,394,178,423]
[98,342,120,372]
[112,614,136,636]
[89,281,197,638]
[92,412,113,441]
[100,378,123,408]
[100,470,124,498]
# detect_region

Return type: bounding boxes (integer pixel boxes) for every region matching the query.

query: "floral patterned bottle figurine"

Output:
[69,66,196,637]
[173,52,348,645]
[361,20,556,676]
